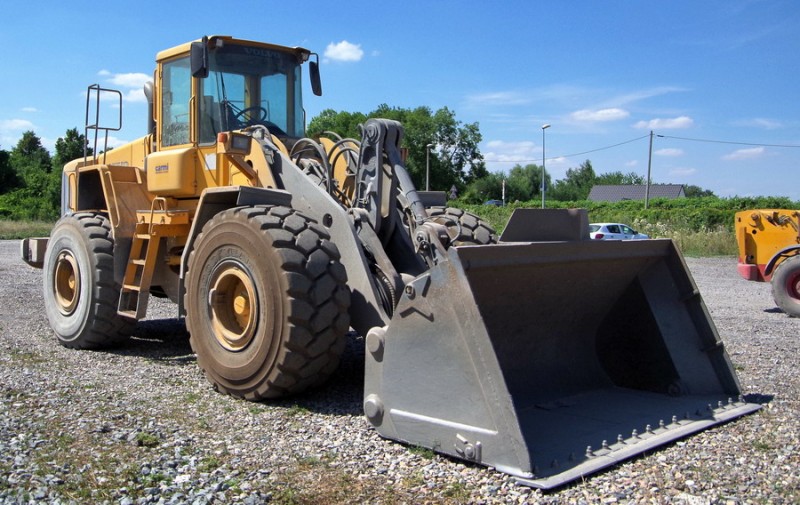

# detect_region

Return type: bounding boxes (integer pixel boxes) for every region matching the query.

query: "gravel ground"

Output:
[0,239,797,504]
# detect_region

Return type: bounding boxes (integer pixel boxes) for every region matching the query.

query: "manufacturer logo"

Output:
[154,164,169,174]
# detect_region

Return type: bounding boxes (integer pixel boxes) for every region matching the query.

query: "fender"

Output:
[765,245,800,277]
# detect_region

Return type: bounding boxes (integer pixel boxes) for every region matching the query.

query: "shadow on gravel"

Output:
[101,319,367,416]
[107,318,195,365]
[744,393,774,404]
[271,332,366,417]
[763,307,785,315]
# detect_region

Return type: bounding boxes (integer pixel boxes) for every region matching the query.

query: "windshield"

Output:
[198,43,304,143]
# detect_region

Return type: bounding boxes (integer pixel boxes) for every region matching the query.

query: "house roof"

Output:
[587,184,685,202]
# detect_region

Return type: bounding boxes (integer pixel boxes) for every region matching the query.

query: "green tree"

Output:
[595,171,645,185]
[684,184,715,198]
[308,105,485,193]
[10,131,52,185]
[0,148,19,193]
[0,131,61,220]
[463,172,504,203]
[499,163,553,202]
[307,109,366,139]
[551,160,596,201]
[53,128,91,170]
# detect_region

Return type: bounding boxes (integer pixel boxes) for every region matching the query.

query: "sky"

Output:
[1,0,799,199]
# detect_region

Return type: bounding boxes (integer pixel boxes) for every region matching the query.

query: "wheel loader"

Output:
[735,209,800,316]
[21,35,759,489]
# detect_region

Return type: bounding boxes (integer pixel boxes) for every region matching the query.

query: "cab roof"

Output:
[156,35,312,63]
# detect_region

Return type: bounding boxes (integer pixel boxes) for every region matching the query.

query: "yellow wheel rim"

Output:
[209,264,258,351]
[54,251,80,315]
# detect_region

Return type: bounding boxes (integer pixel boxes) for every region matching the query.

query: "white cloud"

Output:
[0,119,35,131]
[324,41,364,62]
[483,140,537,165]
[634,116,694,130]
[96,71,151,103]
[106,72,150,89]
[570,108,629,122]
[625,159,639,167]
[655,148,684,157]
[465,91,532,107]
[735,117,783,130]
[21,107,37,113]
[668,167,697,177]
[722,146,765,160]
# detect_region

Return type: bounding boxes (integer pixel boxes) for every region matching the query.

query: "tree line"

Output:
[0,129,88,221]
[1,105,713,222]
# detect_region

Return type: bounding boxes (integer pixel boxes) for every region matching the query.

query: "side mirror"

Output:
[191,36,209,78]
[309,56,322,96]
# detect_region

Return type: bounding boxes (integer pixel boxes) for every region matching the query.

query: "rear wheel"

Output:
[771,255,800,317]
[43,213,134,348]
[185,205,350,400]
[426,206,498,246]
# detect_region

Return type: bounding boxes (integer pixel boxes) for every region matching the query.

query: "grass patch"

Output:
[285,404,309,416]
[408,445,436,459]
[0,219,53,239]
[135,432,160,448]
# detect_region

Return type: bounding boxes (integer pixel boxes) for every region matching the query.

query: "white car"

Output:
[589,223,649,240]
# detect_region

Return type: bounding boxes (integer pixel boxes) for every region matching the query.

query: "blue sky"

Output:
[2,1,799,199]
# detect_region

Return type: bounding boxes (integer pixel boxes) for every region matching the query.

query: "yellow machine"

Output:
[736,209,800,316]
[21,36,759,489]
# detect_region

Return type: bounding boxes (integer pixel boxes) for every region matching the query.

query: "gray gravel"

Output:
[0,239,798,504]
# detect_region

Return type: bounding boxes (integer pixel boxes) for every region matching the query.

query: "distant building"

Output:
[587,184,685,202]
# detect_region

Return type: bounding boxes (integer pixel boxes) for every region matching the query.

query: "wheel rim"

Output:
[208,262,258,351]
[54,251,80,315]
[787,271,800,300]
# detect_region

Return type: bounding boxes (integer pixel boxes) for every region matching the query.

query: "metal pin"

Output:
[739,394,745,403]
[718,400,724,409]
[646,424,653,434]
[659,419,665,429]
[707,403,713,412]
[672,415,678,424]
[602,440,609,450]
[728,397,734,405]
[585,446,594,457]
[631,429,639,439]
[617,434,624,444]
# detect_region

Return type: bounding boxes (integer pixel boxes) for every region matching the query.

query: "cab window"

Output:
[161,58,192,146]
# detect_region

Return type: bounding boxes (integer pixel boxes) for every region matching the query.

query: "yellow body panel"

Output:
[735,209,800,281]
[146,148,197,196]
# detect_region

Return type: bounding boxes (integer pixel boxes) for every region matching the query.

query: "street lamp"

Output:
[541,124,551,209]
[426,143,434,191]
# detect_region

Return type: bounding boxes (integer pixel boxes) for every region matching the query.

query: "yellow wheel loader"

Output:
[21,36,759,489]
[736,209,800,317]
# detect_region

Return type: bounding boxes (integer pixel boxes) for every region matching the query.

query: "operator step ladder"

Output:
[118,202,190,319]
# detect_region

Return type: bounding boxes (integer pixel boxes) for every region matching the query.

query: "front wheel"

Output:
[185,205,351,400]
[43,213,134,348]
[426,206,498,246]
[771,255,800,317]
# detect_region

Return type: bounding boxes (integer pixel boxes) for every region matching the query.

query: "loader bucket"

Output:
[363,211,759,489]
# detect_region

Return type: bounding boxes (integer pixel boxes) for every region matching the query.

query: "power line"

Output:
[486,132,800,166]
[657,134,800,149]
[556,134,650,160]
[489,134,650,164]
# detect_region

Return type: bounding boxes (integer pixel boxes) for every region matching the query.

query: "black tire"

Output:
[43,213,134,349]
[185,205,351,400]
[771,255,800,317]
[426,206,498,246]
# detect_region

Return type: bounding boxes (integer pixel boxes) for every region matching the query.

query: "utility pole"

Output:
[645,130,653,210]
[541,124,551,209]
